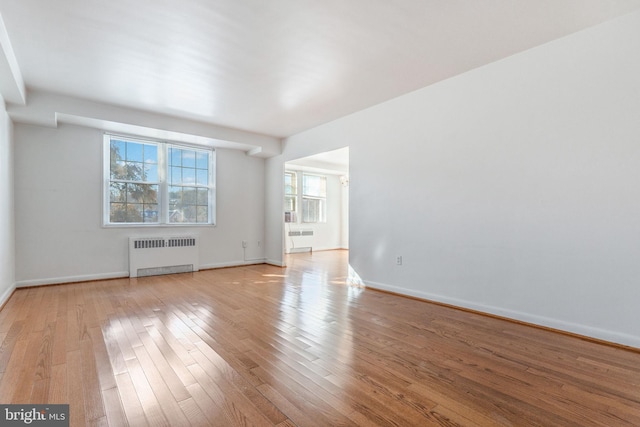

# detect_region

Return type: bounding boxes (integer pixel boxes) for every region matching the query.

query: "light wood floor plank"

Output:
[125,356,169,427]
[67,349,86,426]
[112,372,148,427]
[47,363,67,404]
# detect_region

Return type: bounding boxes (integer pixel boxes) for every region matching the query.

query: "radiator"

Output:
[129,236,199,278]
[287,229,314,253]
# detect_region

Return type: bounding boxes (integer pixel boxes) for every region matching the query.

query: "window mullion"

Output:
[159,143,168,224]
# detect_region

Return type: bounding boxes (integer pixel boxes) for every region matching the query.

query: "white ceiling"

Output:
[2,0,640,138]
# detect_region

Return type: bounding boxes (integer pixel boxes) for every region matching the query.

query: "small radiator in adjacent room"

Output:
[287,229,314,253]
[129,236,199,278]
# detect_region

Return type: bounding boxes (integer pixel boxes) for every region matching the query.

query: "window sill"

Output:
[102,223,216,229]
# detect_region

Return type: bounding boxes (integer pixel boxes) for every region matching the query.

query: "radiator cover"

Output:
[129,236,199,278]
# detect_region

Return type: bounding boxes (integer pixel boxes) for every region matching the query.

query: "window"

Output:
[104,135,215,225]
[284,171,297,220]
[302,173,326,223]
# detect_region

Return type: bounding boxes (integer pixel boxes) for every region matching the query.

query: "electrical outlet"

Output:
[242,240,248,248]
[396,256,402,265]
[257,240,261,247]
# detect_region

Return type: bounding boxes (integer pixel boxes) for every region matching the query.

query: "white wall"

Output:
[14,123,266,286]
[0,98,15,305]
[284,171,346,253]
[266,10,640,347]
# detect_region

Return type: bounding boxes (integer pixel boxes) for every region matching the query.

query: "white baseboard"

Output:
[14,260,273,288]
[0,283,16,307]
[266,258,286,267]
[364,279,640,349]
[16,271,129,288]
[200,258,267,270]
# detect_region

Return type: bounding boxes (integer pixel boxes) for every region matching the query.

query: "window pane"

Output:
[124,161,145,182]
[125,183,142,203]
[303,174,326,197]
[170,148,181,167]
[182,150,196,168]
[182,188,197,205]
[142,185,158,203]
[111,203,144,223]
[196,169,208,186]
[143,144,157,164]
[285,196,296,212]
[111,140,126,161]
[169,185,182,206]
[142,204,158,222]
[110,141,126,179]
[127,204,143,222]
[111,160,126,180]
[110,183,126,203]
[285,172,297,195]
[144,164,158,182]
[183,205,197,222]
[182,168,196,185]
[302,197,325,223]
[197,206,208,223]
[197,188,208,205]
[126,142,143,162]
[303,198,318,222]
[196,152,209,170]
[170,166,181,184]
[110,203,126,222]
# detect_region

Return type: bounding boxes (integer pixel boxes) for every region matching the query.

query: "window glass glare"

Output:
[303,174,326,197]
[301,173,327,223]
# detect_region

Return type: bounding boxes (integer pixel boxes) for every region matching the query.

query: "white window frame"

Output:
[103,134,216,227]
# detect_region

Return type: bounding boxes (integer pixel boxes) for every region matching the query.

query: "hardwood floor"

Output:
[1,250,639,426]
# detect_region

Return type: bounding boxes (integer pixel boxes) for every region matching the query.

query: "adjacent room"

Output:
[1,1,639,425]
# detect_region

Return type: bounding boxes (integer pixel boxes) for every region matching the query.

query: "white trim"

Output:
[16,272,129,288]
[266,259,286,267]
[13,260,276,288]
[200,259,267,270]
[364,279,640,349]
[0,283,16,307]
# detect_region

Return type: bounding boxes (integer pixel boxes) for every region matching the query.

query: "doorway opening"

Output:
[283,147,349,257]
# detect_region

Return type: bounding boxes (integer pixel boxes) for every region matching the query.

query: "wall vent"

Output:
[129,236,199,278]
[288,230,314,237]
